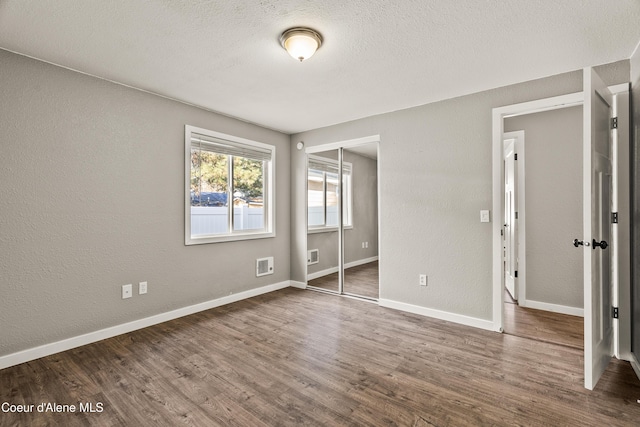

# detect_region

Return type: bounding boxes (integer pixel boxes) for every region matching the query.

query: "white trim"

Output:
[307,225,353,234]
[345,256,379,269]
[305,135,380,154]
[630,353,640,381]
[608,82,630,95]
[289,281,307,289]
[307,256,379,281]
[378,299,494,331]
[0,281,291,371]
[499,92,584,119]
[521,300,584,317]
[611,90,619,358]
[307,266,339,281]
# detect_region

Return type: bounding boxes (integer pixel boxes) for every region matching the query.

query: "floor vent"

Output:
[307,249,319,265]
[256,257,274,277]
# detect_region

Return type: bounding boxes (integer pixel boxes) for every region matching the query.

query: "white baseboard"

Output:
[0,280,292,371]
[307,256,379,280]
[378,299,494,331]
[521,300,584,317]
[307,266,339,281]
[289,281,307,289]
[345,256,378,269]
[630,353,640,382]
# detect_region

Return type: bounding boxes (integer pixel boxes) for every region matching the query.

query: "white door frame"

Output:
[491,84,628,336]
[492,92,583,332]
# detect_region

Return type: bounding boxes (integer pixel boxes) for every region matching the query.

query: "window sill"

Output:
[307,225,353,235]
[186,230,275,245]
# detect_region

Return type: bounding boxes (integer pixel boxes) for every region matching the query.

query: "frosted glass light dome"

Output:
[280,27,323,62]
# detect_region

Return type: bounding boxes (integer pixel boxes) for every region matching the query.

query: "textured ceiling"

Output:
[1,1,639,134]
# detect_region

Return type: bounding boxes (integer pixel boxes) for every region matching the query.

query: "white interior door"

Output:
[583,67,614,390]
[503,138,518,300]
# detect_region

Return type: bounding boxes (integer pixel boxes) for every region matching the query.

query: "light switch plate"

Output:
[480,210,490,223]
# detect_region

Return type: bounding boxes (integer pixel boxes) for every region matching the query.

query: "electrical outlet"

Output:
[122,284,132,299]
[139,281,147,295]
[365,242,369,248]
[419,274,427,286]
[362,242,365,248]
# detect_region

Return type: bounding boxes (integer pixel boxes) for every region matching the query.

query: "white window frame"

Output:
[185,125,275,245]
[307,154,353,234]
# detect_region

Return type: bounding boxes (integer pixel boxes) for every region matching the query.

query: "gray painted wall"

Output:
[291,61,629,320]
[343,149,378,264]
[631,46,640,359]
[504,106,583,309]
[307,150,378,276]
[307,229,339,275]
[0,50,291,357]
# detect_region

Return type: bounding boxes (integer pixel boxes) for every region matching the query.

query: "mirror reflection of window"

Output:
[307,155,352,230]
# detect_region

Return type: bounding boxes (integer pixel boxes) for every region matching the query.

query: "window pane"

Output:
[233,156,265,231]
[186,126,275,244]
[308,169,324,226]
[342,173,352,226]
[191,152,228,236]
[326,172,339,226]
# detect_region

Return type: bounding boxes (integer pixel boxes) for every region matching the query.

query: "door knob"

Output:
[592,239,608,250]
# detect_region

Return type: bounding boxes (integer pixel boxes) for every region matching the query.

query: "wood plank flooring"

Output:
[503,289,584,349]
[2,288,640,426]
[308,261,379,299]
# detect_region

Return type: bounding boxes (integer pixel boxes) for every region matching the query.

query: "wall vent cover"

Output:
[256,257,274,277]
[307,249,319,265]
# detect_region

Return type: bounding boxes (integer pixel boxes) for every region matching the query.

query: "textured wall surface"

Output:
[291,61,629,320]
[505,107,583,308]
[0,50,291,357]
[1,2,638,133]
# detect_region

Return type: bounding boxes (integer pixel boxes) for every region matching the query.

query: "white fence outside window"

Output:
[308,206,339,227]
[191,206,264,236]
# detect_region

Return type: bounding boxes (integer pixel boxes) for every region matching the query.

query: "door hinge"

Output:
[515,212,518,219]
[611,117,618,129]
[515,270,518,278]
[514,153,518,161]
[613,307,619,319]
[612,212,618,224]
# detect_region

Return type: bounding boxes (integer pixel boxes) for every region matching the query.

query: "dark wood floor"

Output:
[503,289,584,349]
[2,288,639,426]
[308,261,379,299]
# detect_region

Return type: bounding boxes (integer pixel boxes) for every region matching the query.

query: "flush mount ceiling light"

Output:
[279,27,323,62]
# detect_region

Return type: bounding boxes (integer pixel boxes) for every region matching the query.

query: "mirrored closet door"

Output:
[342,145,379,300]
[306,149,341,293]
[306,142,379,300]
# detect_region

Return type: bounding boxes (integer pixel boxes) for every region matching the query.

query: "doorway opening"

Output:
[305,136,380,302]
[501,114,586,349]
[492,72,631,390]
